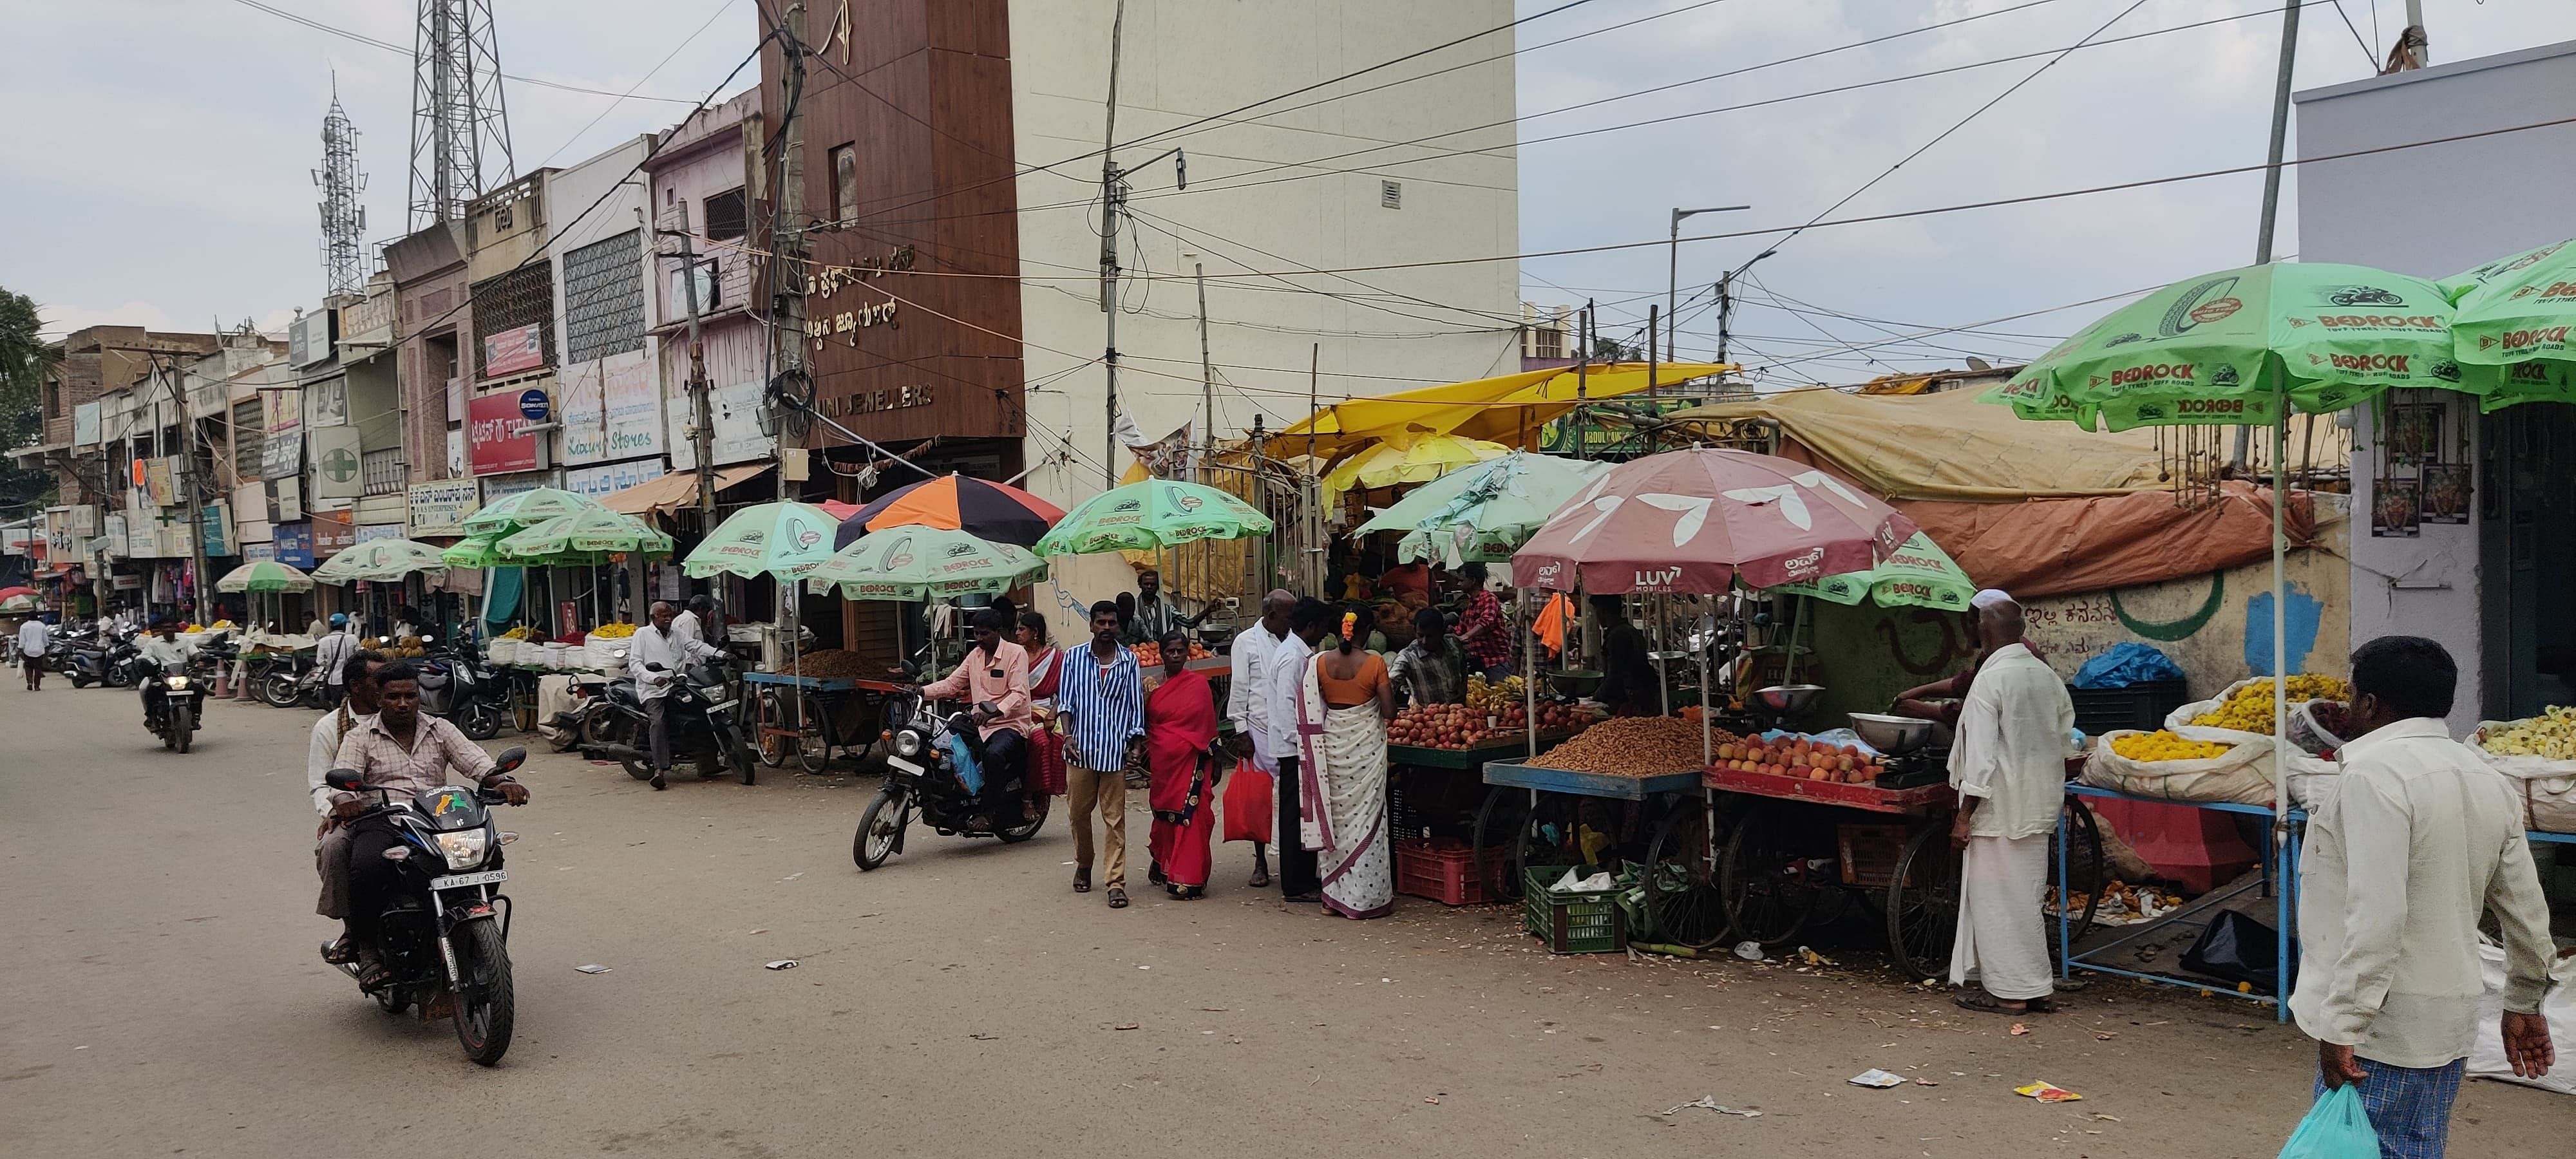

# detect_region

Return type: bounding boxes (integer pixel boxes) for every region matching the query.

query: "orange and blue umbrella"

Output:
[836,472,1065,549]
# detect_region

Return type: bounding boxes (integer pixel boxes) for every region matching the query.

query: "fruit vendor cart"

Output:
[1475,755,1718,943]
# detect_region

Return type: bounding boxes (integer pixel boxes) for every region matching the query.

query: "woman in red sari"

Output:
[1144,628,1222,899]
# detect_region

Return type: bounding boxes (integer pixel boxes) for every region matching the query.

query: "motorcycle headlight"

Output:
[164,675,189,690]
[893,730,925,758]
[432,829,491,870]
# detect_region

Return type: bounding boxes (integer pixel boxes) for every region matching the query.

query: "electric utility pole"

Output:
[2235,0,2300,470]
[669,228,716,522]
[1093,0,1186,485]
[1195,261,1215,465]
[769,3,809,503]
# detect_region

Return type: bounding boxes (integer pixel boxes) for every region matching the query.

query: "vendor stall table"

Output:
[743,670,904,775]
[1472,758,1719,947]
[2059,784,2300,1022]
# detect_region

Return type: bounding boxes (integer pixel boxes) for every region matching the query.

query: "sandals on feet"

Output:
[1106,887,1129,909]
[1072,868,1092,894]
[321,938,358,965]
[1953,990,2054,1015]
[355,961,396,992]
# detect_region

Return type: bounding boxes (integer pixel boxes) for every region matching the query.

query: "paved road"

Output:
[3,684,2559,1157]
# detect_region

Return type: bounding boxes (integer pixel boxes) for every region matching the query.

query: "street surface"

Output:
[2,685,2557,1158]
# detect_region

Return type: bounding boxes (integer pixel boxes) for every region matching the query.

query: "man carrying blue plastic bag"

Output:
[2291,636,2554,1158]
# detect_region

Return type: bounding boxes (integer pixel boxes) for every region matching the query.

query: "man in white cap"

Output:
[1946,590,2075,1015]
[1890,589,2039,735]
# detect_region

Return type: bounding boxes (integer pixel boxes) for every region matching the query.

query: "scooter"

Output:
[320,747,528,1066]
[415,650,510,741]
[851,689,1047,870]
[65,628,139,689]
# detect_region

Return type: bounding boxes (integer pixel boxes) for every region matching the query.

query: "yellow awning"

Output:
[1267,361,1731,458]
[600,464,772,519]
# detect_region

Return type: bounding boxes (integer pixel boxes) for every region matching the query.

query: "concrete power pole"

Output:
[768,3,809,503]
[1097,0,1128,487]
[676,229,716,522]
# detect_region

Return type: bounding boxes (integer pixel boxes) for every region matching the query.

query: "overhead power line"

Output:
[225,0,708,103]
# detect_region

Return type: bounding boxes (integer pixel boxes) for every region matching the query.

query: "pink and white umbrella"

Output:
[1512,449,1917,594]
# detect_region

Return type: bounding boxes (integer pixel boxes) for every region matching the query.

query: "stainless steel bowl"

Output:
[1848,711,1935,755]
[1751,683,1824,714]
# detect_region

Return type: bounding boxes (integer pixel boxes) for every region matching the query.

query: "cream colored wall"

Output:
[1007,0,1523,631]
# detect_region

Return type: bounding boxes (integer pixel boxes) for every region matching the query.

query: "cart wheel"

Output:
[752,689,791,768]
[1885,823,1962,983]
[2047,800,2107,960]
[1719,807,1816,951]
[1643,804,1732,949]
[792,692,833,775]
[1469,787,1531,901]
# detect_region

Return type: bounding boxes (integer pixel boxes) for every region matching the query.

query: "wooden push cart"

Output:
[1699,767,2105,981]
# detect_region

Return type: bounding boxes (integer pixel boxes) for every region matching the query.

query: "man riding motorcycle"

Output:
[629,599,728,791]
[329,659,530,990]
[312,648,390,966]
[135,618,191,726]
[909,607,1035,829]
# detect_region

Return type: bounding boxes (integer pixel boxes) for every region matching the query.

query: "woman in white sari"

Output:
[1295,610,1397,918]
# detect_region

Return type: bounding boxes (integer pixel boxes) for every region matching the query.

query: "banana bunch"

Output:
[2480,706,2576,760]
[1465,673,1527,712]
[2190,675,2350,734]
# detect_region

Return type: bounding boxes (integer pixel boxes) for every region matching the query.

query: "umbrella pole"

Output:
[1522,588,1537,758]
[2271,409,2288,840]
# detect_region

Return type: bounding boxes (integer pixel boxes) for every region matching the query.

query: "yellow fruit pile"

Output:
[2190,675,2349,733]
[591,622,638,639]
[2110,730,2235,762]
[2480,706,2576,760]
[1465,673,1527,712]
[500,625,535,641]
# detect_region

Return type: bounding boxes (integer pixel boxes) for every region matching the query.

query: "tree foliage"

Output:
[0,288,58,510]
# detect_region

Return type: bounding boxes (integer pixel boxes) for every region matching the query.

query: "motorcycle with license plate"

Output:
[584,653,758,784]
[851,688,1047,870]
[131,657,205,753]
[321,746,529,1066]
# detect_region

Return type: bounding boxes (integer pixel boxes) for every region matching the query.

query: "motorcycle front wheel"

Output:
[459,700,502,742]
[173,705,194,754]
[260,672,300,708]
[450,919,515,1066]
[853,788,905,870]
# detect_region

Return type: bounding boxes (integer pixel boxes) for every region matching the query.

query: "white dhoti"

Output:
[1949,833,2054,1001]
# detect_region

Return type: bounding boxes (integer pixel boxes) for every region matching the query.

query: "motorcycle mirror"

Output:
[491,746,528,774]
[323,768,365,791]
[643,662,667,672]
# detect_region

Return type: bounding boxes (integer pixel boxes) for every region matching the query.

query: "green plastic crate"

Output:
[1522,865,1627,954]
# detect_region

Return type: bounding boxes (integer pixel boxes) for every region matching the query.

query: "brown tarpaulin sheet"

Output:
[1897,482,2317,599]
[600,464,770,519]
[1670,387,2166,501]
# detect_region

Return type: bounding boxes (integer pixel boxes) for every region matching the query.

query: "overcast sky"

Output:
[11,0,2574,385]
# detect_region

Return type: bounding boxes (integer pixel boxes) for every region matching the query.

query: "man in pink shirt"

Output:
[917,608,1035,826]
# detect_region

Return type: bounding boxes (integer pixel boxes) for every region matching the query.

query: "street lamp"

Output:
[1714,247,1778,369]
[1669,205,1751,359]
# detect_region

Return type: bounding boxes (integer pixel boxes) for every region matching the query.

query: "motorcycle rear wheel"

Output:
[70,674,92,689]
[450,920,515,1066]
[996,792,1048,843]
[459,700,502,742]
[106,666,134,690]
[853,788,905,870]
[260,672,300,708]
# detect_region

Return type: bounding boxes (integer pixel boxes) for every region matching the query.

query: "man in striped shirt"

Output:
[1057,600,1146,908]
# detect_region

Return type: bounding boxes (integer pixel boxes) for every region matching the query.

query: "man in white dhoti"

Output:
[1946,591,2074,1015]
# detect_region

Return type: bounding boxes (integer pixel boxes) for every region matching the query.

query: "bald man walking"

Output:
[1226,589,1296,888]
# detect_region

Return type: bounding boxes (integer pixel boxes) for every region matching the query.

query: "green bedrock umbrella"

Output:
[1987,261,2476,430]
[460,487,602,536]
[1350,451,1609,565]
[1767,531,1973,611]
[2439,238,2576,410]
[681,502,840,580]
[806,526,1049,601]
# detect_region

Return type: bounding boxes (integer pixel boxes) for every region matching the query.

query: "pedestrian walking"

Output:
[1267,596,1334,903]
[1298,610,1396,918]
[1225,589,1295,887]
[17,612,50,690]
[1144,629,1220,899]
[1057,600,1144,908]
[2293,636,2555,1158]
[1945,592,2074,1015]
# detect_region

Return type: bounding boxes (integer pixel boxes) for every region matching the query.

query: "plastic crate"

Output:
[1836,822,1913,889]
[1395,837,1503,906]
[1522,865,1628,953]
[2068,679,2190,738]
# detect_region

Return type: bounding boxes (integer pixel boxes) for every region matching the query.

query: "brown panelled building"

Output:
[763,0,1027,454]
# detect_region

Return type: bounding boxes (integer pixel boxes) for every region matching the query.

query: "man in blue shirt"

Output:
[1057,599,1146,909]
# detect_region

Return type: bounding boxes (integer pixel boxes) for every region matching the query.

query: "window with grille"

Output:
[231,400,263,481]
[1380,180,1402,209]
[471,262,556,376]
[704,188,748,241]
[562,230,645,364]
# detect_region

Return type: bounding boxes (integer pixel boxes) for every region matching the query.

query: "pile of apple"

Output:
[1713,734,1886,784]
[1386,701,1592,750]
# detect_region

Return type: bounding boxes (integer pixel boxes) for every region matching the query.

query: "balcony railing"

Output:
[362,447,406,496]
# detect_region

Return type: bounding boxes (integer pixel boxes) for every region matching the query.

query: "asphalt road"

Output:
[3,684,2561,1158]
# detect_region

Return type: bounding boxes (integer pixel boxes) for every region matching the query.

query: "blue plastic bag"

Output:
[2071,642,2187,690]
[2277,1086,2378,1159]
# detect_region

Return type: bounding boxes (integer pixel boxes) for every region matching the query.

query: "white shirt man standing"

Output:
[628,599,725,790]
[1224,590,1294,889]
[2293,635,2554,1156]
[314,615,358,704]
[1946,591,2074,1015]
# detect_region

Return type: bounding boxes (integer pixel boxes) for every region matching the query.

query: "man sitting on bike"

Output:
[913,607,1034,828]
[329,660,530,990]
[136,617,191,726]
[312,649,388,966]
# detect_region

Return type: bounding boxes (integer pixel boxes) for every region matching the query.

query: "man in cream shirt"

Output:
[2294,636,2553,1158]
[1944,592,2074,1015]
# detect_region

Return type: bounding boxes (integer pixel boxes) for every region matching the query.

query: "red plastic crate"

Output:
[1395,837,1504,906]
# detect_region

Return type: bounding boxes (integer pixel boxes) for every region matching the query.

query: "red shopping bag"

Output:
[1220,759,1273,843]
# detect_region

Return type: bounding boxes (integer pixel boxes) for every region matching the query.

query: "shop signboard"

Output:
[355,523,404,544]
[312,511,356,559]
[268,476,303,523]
[468,390,542,475]
[144,458,177,508]
[406,479,481,537]
[560,350,663,466]
[479,471,561,505]
[564,458,660,500]
[242,542,274,565]
[262,390,303,480]
[310,426,363,500]
[73,400,101,446]
[272,522,313,567]
[101,514,129,558]
[289,309,336,368]
[482,325,545,377]
[200,502,231,558]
